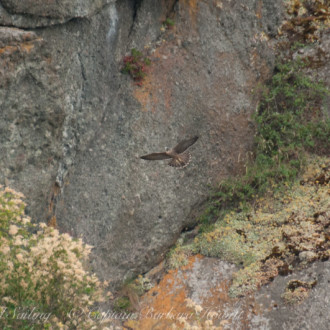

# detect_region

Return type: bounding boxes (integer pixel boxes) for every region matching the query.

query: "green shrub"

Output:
[203,58,329,217]
[121,48,151,86]
[0,186,109,329]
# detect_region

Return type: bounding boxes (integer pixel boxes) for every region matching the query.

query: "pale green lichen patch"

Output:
[193,156,329,297]
[281,279,317,305]
[166,237,195,269]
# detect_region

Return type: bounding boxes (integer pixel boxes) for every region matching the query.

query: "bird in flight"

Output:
[140,136,199,168]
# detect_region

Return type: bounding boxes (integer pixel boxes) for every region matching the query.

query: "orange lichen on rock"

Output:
[125,255,200,329]
[0,45,17,56]
[181,0,199,26]
[20,42,35,53]
[255,0,263,20]
[125,255,261,329]
[0,42,36,56]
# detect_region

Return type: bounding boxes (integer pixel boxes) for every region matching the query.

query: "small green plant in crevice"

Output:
[121,48,151,86]
[163,18,175,28]
[290,41,306,51]
[113,296,131,312]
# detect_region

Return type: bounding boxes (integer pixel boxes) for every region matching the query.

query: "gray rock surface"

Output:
[0,27,65,219]
[254,260,330,330]
[1,0,110,18]
[0,0,114,28]
[0,0,284,285]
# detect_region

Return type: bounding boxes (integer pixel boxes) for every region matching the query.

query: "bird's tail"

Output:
[168,151,191,168]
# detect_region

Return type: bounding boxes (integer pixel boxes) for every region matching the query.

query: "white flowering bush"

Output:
[0,186,108,329]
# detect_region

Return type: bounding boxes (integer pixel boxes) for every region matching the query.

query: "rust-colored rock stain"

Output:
[125,255,261,329]
[0,41,38,56]
[181,0,199,26]
[133,46,175,118]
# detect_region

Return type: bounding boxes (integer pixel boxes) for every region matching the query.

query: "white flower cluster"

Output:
[0,186,110,329]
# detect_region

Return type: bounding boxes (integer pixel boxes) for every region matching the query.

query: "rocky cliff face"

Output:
[0,0,283,284]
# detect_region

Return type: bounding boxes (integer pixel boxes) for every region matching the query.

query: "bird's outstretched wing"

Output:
[173,136,199,154]
[140,152,172,161]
